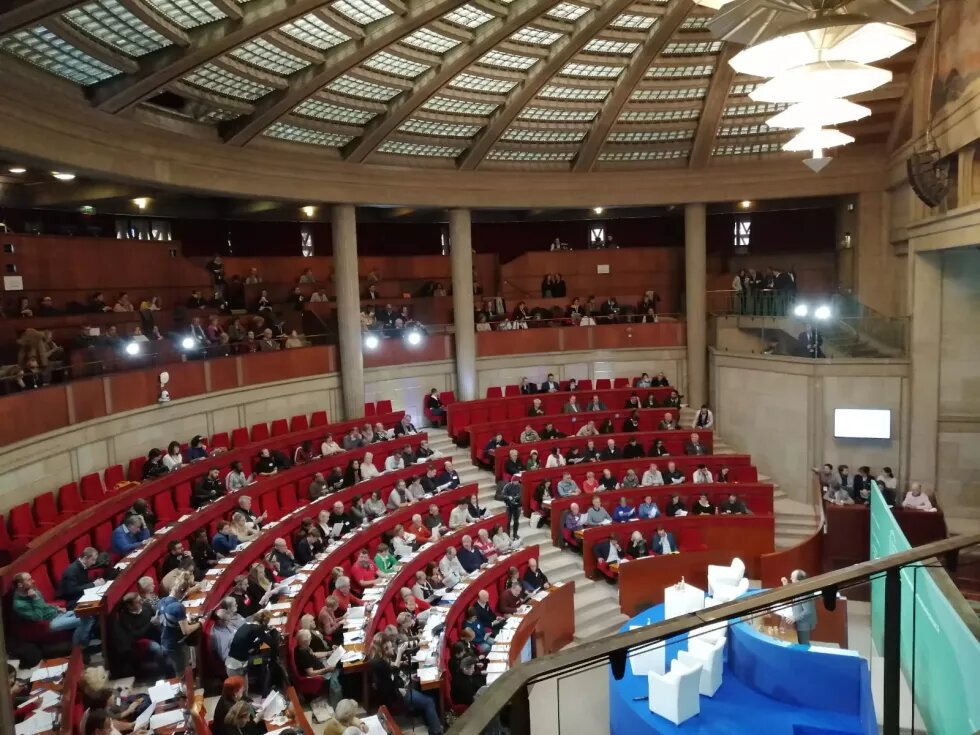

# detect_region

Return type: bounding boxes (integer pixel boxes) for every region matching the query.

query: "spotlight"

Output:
[302,205,316,218]
[406,330,422,346]
[739,200,752,209]
[52,172,76,181]
[364,334,380,350]
[593,207,604,215]
[181,336,196,350]
[814,305,832,320]
[793,304,809,318]
[132,197,149,210]
[125,341,141,356]
[8,167,26,174]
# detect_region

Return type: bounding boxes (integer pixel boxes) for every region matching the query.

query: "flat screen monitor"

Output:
[834,409,891,439]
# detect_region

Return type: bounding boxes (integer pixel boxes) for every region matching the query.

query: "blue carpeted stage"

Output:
[609,596,876,735]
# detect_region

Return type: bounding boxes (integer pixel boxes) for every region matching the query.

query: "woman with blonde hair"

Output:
[323,699,368,735]
[223,700,263,735]
[360,451,380,480]
[230,511,258,542]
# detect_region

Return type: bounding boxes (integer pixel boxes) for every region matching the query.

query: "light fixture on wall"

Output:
[8,166,26,174]
[739,200,752,209]
[132,197,149,210]
[404,330,423,347]
[813,305,832,320]
[52,171,76,181]
[364,334,380,350]
[593,207,604,215]
[793,303,809,318]
[302,205,316,218]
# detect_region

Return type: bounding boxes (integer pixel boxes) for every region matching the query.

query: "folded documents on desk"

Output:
[148,680,181,703]
[29,664,68,682]
[148,709,186,729]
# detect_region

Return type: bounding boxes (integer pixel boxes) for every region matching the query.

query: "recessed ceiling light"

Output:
[52,172,76,181]
[593,207,604,215]
[740,200,752,209]
[132,197,149,210]
[302,205,316,218]
[8,167,27,174]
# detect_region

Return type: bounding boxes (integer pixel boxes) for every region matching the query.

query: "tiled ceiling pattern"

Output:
[0,0,928,170]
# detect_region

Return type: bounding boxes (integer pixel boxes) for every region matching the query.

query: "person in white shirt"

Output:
[321,434,343,456]
[360,451,381,480]
[391,525,416,558]
[439,546,466,587]
[545,447,566,468]
[693,405,714,429]
[162,441,183,471]
[693,465,713,484]
[225,461,251,492]
[373,423,391,441]
[576,421,599,437]
[902,483,935,511]
[384,452,404,473]
[641,463,664,487]
[448,499,471,529]
[407,477,426,502]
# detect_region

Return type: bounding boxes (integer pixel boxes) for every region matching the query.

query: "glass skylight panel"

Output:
[450,73,516,94]
[619,107,700,122]
[378,140,464,157]
[718,123,769,137]
[584,39,638,55]
[599,148,688,161]
[510,27,563,46]
[265,121,353,147]
[501,128,585,143]
[0,26,120,85]
[294,98,376,124]
[199,107,240,122]
[611,13,656,29]
[631,86,705,101]
[143,0,225,29]
[519,106,596,122]
[664,40,723,55]
[713,142,783,155]
[478,49,537,70]
[546,2,590,20]
[231,38,308,74]
[330,0,392,26]
[560,62,622,79]
[423,96,498,115]
[327,74,401,101]
[681,16,711,29]
[363,51,430,78]
[183,63,272,100]
[488,149,575,162]
[609,129,693,143]
[402,27,461,53]
[65,0,169,57]
[398,118,481,137]
[280,14,350,50]
[539,84,608,101]
[731,82,759,95]
[724,102,786,117]
[646,64,713,79]
[443,4,494,28]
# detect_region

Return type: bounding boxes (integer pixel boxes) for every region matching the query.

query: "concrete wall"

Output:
[710,350,910,504]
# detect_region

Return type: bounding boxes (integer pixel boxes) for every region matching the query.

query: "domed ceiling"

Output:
[0,0,932,171]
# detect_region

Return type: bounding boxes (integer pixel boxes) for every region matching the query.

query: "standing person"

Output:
[158,578,201,676]
[780,570,817,645]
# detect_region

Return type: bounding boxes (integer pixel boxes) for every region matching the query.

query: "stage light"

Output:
[8,167,26,174]
[302,205,316,218]
[132,197,149,210]
[125,341,141,356]
[405,330,423,346]
[364,334,380,350]
[793,304,809,318]
[52,171,76,181]
[593,207,604,215]
[180,336,196,350]
[814,305,832,320]
[739,200,752,209]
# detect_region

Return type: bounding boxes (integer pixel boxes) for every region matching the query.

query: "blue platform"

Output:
[609,597,876,735]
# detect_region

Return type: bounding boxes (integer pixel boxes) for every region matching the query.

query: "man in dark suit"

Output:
[651,527,678,555]
[59,547,104,609]
[519,378,537,395]
[540,373,560,393]
[798,324,824,358]
[599,439,620,461]
[684,432,708,456]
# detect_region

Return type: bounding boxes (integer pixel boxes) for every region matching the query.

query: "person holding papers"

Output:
[374,543,399,574]
[222,700,265,735]
[419,465,441,496]
[364,491,387,520]
[294,629,342,705]
[563,503,585,550]
[498,581,526,615]
[437,460,461,490]
[586,495,612,526]
[111,516,150,556]
[691,492,717,515]
[665,461,685,484]
[666,494,687,517]
[638,495,661,519]
[651,527,678,555]
[368,638,443,735]
[325,502,354,539]
[317,596,345,646]
[422,505,447,537]
[448,498,471,530]
[467,493,488,521]
[612,497,636,522]
[457,535,488,573]
[522,557,551,592]
[463,607,495,654]
[439,547,467,587]
[332,576,366,615]
[59,547,105,610]
[322,699,369,735]
[391,525,418,558]
[598,469,618,492]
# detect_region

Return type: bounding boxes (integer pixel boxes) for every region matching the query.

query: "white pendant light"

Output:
[766,98,870,129]
[692,0,735,8]
[750,61,892,103]
[783,127,855,153]
[730,15,916,79]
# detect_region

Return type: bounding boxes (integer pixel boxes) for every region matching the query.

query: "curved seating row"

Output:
[467,408,676,463]
[545,483,775,547]
[3,406,402,558]
[448,386,675,442]
[579,515,776,579]
[493,429,715,479]
[519,455,758,517]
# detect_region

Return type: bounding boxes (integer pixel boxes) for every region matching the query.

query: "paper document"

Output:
[340,650,364,663]
[347,606,366,621]
[360,715,387,735]
[29,664,68,682]
[343,631,365,645]
[148,680,180,704]
[416,666,440,681]
[15,710,54,735]
[133,701,154,731]
[485,662,507,674]
[267,602,292,611]
[260,691,285,720]
[326,646,346,668]
[148,709,186,729]
[486,652,509,662]
[204,567,222,577]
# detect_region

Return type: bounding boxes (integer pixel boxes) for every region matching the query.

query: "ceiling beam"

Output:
[208,0,243,20]
[219,0,471,146]
[87,0,362,113]
[458,0,636,171]
[344,0,561,163]
[116,0,189,46]
[0,0,85,35]
[688,42,738,168]
[46,16,139,73]
[886,21,935,152]
[571,0,694,173]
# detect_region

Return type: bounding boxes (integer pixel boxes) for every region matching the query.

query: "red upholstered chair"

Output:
[376,399,393,415]
[33,492,60,530]
[127,457,145,482]
[310,411,328,427]
[103,465,125,490]
[504,385,520,396]
[59,482,83,516]
[439,390,456,405]
[70,533,93,558]
[231,428,249,448]
[210,432,230,451]
[260,493,282,521]
[364,403,377,417]
[92,521,112,553]
[80,473,105,507]
[0,514,13,562]
[486,387,503,398]
[596,559,618,580]
[595,379,612,390]
[424,397,444,427]
[291,645,325,701]
[175,483,193,514]
[279,483,299,512]
[250,423,270,443]
[289,415,309,432]
[153,492,178,524]
[578,379,593,391]
[49,548,71,582]
[270,419,289,437]
[9,504,35,545]
[613,378,629,389]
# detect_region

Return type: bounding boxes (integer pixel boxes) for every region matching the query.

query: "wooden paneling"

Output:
[759,529,824,588]
[209,357,240,393]
[0,387,69,443]
[561,327,592,351]
[619,549,735,615]
[362,335,452,369]
[240,346,331,384]
[476,323,685,357]
[592,321,685,349]
[108,369,161,413]
[476,329,562,356]
[70,377,108,424]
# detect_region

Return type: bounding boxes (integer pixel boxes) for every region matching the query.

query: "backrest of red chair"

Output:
[613,378,629,388]
[49,548,71,581]
[578,379,592,391]
[486,387,503,398]
[93,521,112,552]
[377,400,393,414]
[231,427,249,448]
[70,532,92,558]
[279,483,299,512]
[103,465,125,490]
[9,503,34,538]
[175,483,192,511]
[270,419,289,437]
[289,415,309,432]
[310,410,328,427]
[127,457,144,482]
[595,379,612,390]
[153,492,178,523]
[504,385,519,396]
[364,403,377,417]
[80,473,105,504]
[211,432,230,450]
[59,482,82,514]
[250,423,270,443]
[32,564,56,602]
[440,391,456,404]
[259,492,282,521]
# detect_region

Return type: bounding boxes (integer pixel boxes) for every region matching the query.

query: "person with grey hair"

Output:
[780,569,817,645]
[457,535,488,574]
[323,699,368,735]
[439,546,466,588]
[137,576,160,610]
[293,628,342,704]
[269,538,298,577]
[211,597,246,661]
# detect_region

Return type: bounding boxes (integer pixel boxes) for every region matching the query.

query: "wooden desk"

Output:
[750,597,849,649]
[505,580,576,665]
[617,550,737,615]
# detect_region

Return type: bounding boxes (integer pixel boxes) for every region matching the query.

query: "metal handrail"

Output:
[448,531,980,734]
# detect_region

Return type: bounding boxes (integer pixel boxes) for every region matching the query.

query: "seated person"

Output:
[598,419,615,434]
[111,515,150,556]
[622,410,640,432]
[581,441,600,463]
[463,607,494,655]
[522,557,550,593]
[664,461,685,484]
[504,449,524,479]
[598,468,618,492]
[498,581,526,615]
[212,521,241,555]
[363,491,386,519]
[665,494,687,517]
[623,437,644,459]
[391,525,417,558]
[651,527,678,555]
[457,536,488,573]
[717,466,732,483]
[519,425,541,443]
[582,471,599,494]
[448,498,471,529]
[473,589,505,632]
[527,398,544,417]
[426,389,445,418]
[437,460,461,489]
[350,549,381,590]
[658,412,677,430]
[652,372,670,387]
[11,571,96,648]
[562,502,585,549]
[439,547,467,587]
[612,496,636,522]
[450,657,486,707]
[693,464,713,484]
[540,423,565,440]
[556,471,580,497]
[902,482,935,511]
[519,377,536,394]
[586,395,607,411]
[641,463,664,486]
[481,433,507,467]
[626,530,648,558]
[586,495,612,525]
[593,534,623,572]
[599,439,620,461]
[719,493,750,514]
[650,439,669,457]
[621,469,641,488]
[191,467,224,508]
[374,543,399,574]
[473,528,497,562]
[685,432,708,456]
[545,446,565,468]
[691,493,717,515]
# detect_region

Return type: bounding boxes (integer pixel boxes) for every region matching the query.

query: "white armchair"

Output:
[678,636,726,696]
[627,626,666,675]
[707,557,745,596]
[694,601,728,644]
[648,658,703,725]
[712,577,749,603]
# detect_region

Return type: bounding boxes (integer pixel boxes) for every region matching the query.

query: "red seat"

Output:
[59,482,82,515]
[104,464,125,490]
[127,457,145,482]
[289,415,309,432]
[310,411,328,427]
[278,483,299,512]
[376,400,393,415]
[231,428,249,449]
[31,565,58,605]
[49,548,71,581]
[578,379,592,391]
[260,494,282,521]
[270,419,289,437]
[153,492,178,524]
[210,432,230,451]
[80,473,105,506]
[613,378,629,388]
[92,521,112,553]
[0,514,12,561]
[439,391,456,405]
[595,379,612,390]
[486,387,503,398]
[504,385,520,396]
[250,423,270,443]
[364,403,377,417]
[33,491,59,529]
[9,503,35,543]
[175,482,192,514]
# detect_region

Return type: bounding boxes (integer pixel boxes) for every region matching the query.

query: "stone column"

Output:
[332,204,364,419]
[907,248,942,489]
[685,203,707,409]
[450,209,477,401]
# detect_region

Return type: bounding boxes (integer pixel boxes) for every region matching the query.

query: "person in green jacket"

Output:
[11,572,96,646]
[374,542,399,574]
